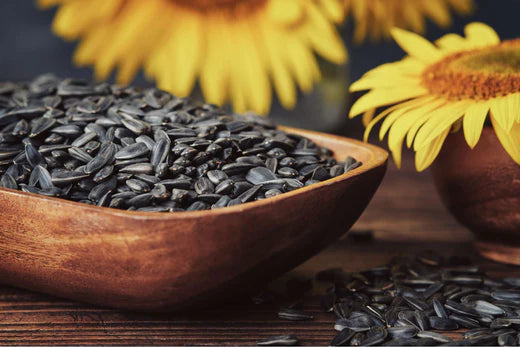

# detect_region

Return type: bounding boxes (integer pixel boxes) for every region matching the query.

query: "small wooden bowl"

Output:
[432,127,520,265]
[0,127,387,311]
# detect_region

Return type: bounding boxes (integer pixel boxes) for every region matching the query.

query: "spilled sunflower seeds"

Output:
[257,252,520,346]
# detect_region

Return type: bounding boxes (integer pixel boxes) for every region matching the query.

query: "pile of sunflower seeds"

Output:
[263,253,520,346]
[0,75,361,212]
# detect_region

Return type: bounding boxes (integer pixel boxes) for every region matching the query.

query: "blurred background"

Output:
[0,0,519,135]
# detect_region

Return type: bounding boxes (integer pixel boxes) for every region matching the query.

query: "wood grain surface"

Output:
[0,152,514,346]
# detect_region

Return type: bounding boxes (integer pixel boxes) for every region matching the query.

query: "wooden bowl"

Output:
[0,127,387,311]
[432,127,520,265]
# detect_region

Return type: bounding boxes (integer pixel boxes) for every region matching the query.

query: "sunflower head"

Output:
[349,22,520,172]
[344,0,474,43]
[38,0,347,116]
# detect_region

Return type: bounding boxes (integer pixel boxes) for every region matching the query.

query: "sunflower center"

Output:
[172,0,267,13]
[422,39,520,100]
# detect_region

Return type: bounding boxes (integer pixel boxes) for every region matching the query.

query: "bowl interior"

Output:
[0,126,387,220]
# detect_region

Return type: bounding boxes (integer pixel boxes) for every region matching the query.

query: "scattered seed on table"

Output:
[256,335,299,346]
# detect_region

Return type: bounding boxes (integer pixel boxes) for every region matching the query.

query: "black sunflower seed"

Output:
[25,141,44,167]
[278,308,313,321]
[256,335,299,346]
[0,173,18,189]
[246,167,277,185]
[92,165,114,183]
[115,142,150,160]
[330,327,356,346]
[71,131,97,147]
[68,147,93,163]
[450,313,480,329]
[51,170,90,186]
[416,331,452,343]
[444,299,480,318]
[119,163,154,175]
[433,298,448,319]
[387,326,418,339]
[428,317,458,330]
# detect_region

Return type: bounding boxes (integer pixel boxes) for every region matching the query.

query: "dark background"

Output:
[0,0,518,133]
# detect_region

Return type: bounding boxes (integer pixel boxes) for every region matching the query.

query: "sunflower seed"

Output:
[115,142,149,160]
[119,163,154,175]
[51,170,90,186]
[359,326,388,346]
[387,326,417,339]
[0,173,17,189]
[278,308,313,321]
[246,167,277,185]
[444,299,480,318]
[428,317,458,330]
[433,298,448,319]
[25,141,44,167]
[92,165,114,183]
[497,333,515,346]
[68,147,93,163]
[449,314,480,329]
[416,331,452,343]
[256,335,299,346]
[330,328,356,346]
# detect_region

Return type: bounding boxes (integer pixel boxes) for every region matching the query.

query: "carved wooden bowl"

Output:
[432,127,520,265]
[0,127,388,311]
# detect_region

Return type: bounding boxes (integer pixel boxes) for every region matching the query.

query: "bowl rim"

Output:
[0,126,388,220]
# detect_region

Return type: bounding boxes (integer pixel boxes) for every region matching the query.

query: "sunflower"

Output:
[349,22,520,171]
[344,0,473,43]
[38,0,347,115]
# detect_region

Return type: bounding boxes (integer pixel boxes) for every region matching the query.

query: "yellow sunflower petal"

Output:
[421,0,451,28]
[414,100,469,150]
[463,103,489,148]
[390,27,443,63]
[387,98,446,167]
[52,0,115,40]
[318,0,344,23]
[435,33,469,52]
[305,1,347,64]
[507,93,520,123]
[490,95,516,132]
[266,0,304,25]
[448,0,474,14]
[284,35,315,93]
[239,23,271,114]
[260,21,296,109]
[363,58,426,79]
[406,101,449,148]
[379,96,435,141]
[350,75,420,92]
[464,22,500,47]
[491,117,520,164]
[349,86,428,117]
[362,108,375,127]
[363,104,403,142]
[406,3,426,34]
[415,127,450,172]
[200,14,229,106]
[159,13,202,97]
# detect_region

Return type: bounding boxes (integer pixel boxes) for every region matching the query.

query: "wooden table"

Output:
[0,153,516,345]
